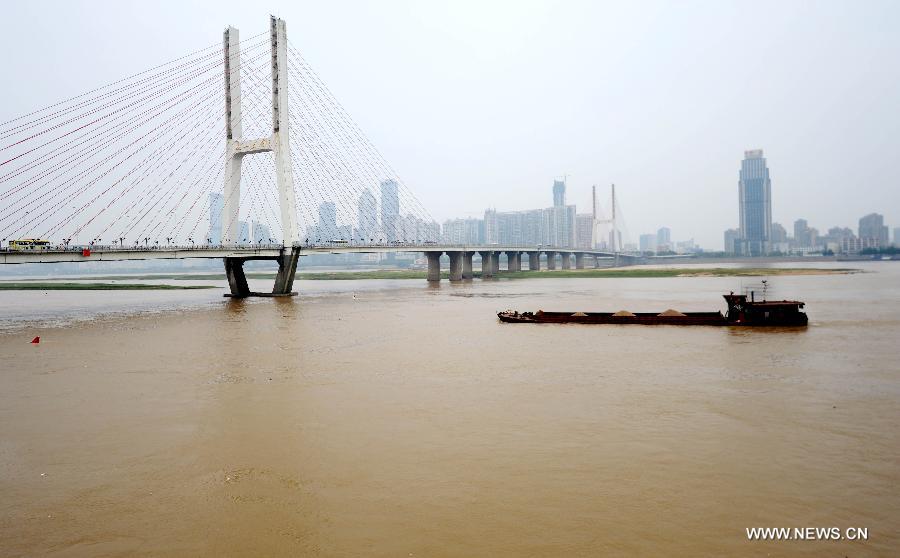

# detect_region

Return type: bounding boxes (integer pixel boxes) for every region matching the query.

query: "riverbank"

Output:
[0,282,217,290]
[2,267,859,284]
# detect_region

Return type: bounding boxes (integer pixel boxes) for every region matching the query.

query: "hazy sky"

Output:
[3,0,898,248]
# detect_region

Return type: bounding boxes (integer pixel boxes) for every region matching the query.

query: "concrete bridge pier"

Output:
[447,251,463,281]
[479,251,494,278]
[272,247,301,294]
[506,251,521,272]
[545,251,557,270]
[224,257,251,298]
[426,251,442,282]
[593,255,601,268]
[528,251,540,271]
[224,246,300,298]
[561,252,572,269]
[462,251,474,279]
[575,252,585,269]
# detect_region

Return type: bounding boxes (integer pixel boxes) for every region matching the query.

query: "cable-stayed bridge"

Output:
[0,17,632,297]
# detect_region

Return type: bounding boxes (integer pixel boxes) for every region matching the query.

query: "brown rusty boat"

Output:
[498,292,808,327]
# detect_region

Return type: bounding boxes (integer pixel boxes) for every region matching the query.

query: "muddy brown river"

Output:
[1,263,898,556]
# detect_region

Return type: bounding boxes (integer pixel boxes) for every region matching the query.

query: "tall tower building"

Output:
[357,189,377,240]
[208,192,224,244]
[380,179,400,241]
[858,213,889,247]
[738,149,772,256]
[656,227,671,251]
[553,179,566,207]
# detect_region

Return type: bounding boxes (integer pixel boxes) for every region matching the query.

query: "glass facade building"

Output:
[738,150,772,256]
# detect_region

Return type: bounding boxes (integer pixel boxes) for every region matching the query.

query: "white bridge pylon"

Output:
[221,16,300,246]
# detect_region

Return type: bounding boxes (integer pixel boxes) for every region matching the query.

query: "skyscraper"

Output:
[576,214,594,249]
[252,221,272,244]
[380,179,400,242]
[737,150,772,256]
[794,219,809,247]
[723,228,740,254]
[656,227,671,251]
[357,189,377,240]
[318,201,337,238]
[858,213,889,247]
[483,209,498,243]
[793,218,818,249]
[237,220,249,245]
[208,192,224,244]
[771,223,787,243]
[639,233,657,253]
[553,179,566,207]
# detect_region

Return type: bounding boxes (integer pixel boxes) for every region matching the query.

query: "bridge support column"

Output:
[272,247,300,295]
[493,252,501,274]
[462,251,474,279]
[478,251,494,278]
[561,252,572,269]
[225,246,300,298]
[593,255,600,268]
[426,251,442,282]
[575,253,585,269]
[506,251,521,272]
[224,257,251,298]
[528,251,540,271]
[447,251,463,281]
[545,251,557,270]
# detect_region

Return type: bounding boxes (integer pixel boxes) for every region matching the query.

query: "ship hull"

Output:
[497,311,808,327]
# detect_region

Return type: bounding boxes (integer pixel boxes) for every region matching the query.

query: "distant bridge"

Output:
[0,243,639,296]
[0,17,639,297]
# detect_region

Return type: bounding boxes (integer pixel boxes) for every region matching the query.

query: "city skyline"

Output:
[1,1,896,249]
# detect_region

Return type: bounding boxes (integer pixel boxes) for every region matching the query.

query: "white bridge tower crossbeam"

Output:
[219,17,301,298]
[221,16,300,246]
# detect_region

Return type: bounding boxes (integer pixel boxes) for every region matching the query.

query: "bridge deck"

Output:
[0,245,624,265]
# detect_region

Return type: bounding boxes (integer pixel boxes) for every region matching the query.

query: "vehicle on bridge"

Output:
[8,239,52,251]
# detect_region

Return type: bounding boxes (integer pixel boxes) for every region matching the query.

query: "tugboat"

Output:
[498,285,807,327]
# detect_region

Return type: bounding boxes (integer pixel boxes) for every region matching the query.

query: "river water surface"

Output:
[1,263,898,556]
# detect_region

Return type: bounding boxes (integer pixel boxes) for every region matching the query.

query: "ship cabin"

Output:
[723,292,808,326]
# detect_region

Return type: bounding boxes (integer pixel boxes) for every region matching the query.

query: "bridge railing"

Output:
[0,240,642,255]
[0,243,288,253]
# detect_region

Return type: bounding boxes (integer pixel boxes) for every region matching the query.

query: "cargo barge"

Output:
[498,292,808,327]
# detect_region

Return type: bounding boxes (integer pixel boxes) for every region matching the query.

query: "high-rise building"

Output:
[793,219,818,249]
[553,179,566,207]
[319,201,337,238]
[543,205,576,247]
[894,227,900,247]
[794,219,809,247]
[208,192,224,244]
[737,149,772,256]
[251,221,272,244]
[639,233,657,253]
[522,209,543,246]
[357,189,377,241]
[656,227,671,251]
[858,213,889,247]
[483,209,499,243]
[576,214,594,249]
[724,228,740,254]
[380,179,400,242]
[237,220,249,245]
[771,222,787,243]
[770,222,788,252]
